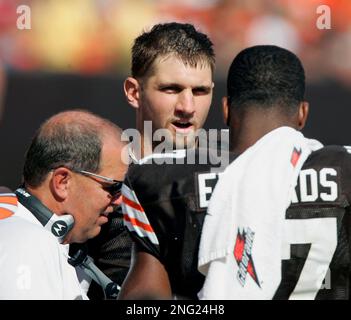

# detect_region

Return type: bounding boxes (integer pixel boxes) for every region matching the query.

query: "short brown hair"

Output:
[131,22,215,79]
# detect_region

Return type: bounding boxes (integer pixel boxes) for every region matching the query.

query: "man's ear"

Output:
[50,168,71,201]
[297,101,309,130]
[222,96,230,127]
[124,77,141,109]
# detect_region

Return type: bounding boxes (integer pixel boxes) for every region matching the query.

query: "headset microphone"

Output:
[68,245,120,299]
[15,187,74,243]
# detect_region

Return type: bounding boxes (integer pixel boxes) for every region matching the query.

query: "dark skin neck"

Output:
[229,107,301,155]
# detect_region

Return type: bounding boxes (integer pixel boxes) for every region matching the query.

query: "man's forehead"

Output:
[148,55,213,84]
[155,54,212,70]
[100,138,128,175]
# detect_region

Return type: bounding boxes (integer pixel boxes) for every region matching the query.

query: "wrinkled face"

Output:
[67,136,128,243]
[138,55,213,150]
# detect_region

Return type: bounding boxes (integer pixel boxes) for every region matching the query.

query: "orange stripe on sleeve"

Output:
[122,195,145,212]
[0,208,14,220]
[0,196,17,206]
[123,213,154,233]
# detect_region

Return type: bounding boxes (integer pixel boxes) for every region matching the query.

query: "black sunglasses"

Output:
[75,169,123,197]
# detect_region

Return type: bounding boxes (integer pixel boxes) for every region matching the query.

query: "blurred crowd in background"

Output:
[0,0,350,189]
[0,0,350,85]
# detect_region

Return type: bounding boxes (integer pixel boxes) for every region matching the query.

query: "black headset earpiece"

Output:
[15,187,74,243]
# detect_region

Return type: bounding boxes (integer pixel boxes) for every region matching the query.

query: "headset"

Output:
[15,187,120,299]
[15,187,74,243]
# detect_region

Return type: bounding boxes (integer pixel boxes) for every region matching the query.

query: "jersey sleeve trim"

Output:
[121,184,159,246]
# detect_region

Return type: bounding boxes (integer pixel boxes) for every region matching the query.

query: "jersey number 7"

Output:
[281,216,337,299]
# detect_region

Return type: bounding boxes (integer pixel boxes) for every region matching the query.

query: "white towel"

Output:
[198,126,323,299]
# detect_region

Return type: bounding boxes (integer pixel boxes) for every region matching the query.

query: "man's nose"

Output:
[111,194,123,206]
[175,90,195,115]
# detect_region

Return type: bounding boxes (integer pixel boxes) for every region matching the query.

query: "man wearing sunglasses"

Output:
[0,110,128,299]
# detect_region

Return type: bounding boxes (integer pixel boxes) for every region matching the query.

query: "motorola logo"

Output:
[51,221,68,237]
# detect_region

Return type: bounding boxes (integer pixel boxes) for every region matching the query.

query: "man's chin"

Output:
[79,226,102,242]
[152,129,197,151]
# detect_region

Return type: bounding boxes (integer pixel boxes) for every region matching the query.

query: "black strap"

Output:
[68,244,120,299]
[15,188,51,226]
